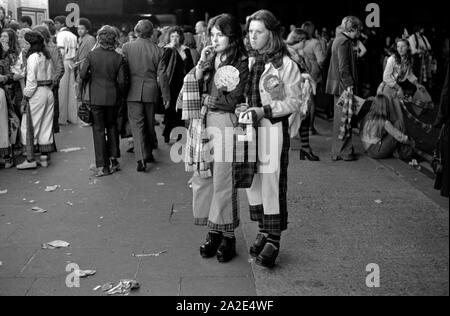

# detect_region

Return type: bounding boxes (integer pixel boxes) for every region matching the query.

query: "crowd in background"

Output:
[0,7,448,268]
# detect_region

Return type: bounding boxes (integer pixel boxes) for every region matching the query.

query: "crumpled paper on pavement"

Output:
[45,185,61,192]
[95,280,140,296]
[31,207,47,214]
[42,240,70,249]
[132,251,167,258]
[77,270,96,278]
[60,147,85,153]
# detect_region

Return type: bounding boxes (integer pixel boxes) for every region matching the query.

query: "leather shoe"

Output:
[137,160,146,172]
[300,149,320,161]
[250,234,267,257]
[256,243,279,268]
[200,231,223,258]
[217,236,236,263]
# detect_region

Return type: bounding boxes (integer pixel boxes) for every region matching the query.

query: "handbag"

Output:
[77,80,92,124]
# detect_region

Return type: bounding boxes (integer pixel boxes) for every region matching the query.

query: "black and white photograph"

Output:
[0,0,448,300]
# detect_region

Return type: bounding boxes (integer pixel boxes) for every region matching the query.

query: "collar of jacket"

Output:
[249,55,287,76]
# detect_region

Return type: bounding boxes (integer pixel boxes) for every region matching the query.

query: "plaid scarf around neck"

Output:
[246,53,265,108]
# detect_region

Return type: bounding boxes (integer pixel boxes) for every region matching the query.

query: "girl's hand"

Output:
[13,74,23,81]
[200,45,215,63]
[396,88,405,99]
[235,103,249,116]
[244,107,265,122]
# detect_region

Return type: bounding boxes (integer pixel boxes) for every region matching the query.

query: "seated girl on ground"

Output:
[361,94,415,160]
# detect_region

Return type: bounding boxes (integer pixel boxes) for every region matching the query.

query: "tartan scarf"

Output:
[178,68,212,178]
[180,68,202,120]
[337,90,358,141]
[245,53,265,108]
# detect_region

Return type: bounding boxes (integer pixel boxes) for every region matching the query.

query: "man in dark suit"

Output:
[80,26,129,176]
[122,20,164,172]
[326,16,362,162]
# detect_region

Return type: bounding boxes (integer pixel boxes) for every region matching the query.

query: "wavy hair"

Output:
[25,31,51,60]
[208,13,247,66]
[1,28,20,56]
[97,25,117,50]
[246,10,289,66]
[393,38,413,67]
[167,26,185,45]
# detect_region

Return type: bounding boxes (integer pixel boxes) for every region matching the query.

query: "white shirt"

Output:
[23,53,54,98]
[56,27,78,60]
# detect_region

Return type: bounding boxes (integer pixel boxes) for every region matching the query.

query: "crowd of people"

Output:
[0,7,448,268]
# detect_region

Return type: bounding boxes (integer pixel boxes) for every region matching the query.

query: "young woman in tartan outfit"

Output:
[243,10,302,268]
[192,14,249,263]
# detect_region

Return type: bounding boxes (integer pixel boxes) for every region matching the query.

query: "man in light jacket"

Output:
[122,19,164,172]
[325,16,362,162]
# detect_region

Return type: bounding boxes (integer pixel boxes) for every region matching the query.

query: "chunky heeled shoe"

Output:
[200,231,223,258]
[249,234,267,258]
[137,160,146,172]
[300,149,320,161]
[216,236,236,263]
[256,243,279,268]
[39,155,49,168]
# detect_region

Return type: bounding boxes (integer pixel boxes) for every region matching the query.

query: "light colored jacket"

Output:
[122,38,164,103]
[383,55,417,87]
[248,55,302,119]
[24,53,54,98]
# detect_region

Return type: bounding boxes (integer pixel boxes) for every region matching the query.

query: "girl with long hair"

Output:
[190,13,249,263]
[361,94,415,159]
[2,28,23,117]
[16,31,56,170]
[242,10,302,268]
[0,28,20,169]
[378,38,425,127]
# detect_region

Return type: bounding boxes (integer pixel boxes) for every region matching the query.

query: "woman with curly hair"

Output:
[159,26,195,144]
[80,26,128,177]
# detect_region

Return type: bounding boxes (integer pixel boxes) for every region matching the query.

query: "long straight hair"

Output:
[364,94,391,139]
[208,14,247,66]
[393,38,413,67]
[246,10,289,66]
[2,28,21,56]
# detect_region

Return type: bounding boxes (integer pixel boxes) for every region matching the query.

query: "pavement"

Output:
[0,116,448,296]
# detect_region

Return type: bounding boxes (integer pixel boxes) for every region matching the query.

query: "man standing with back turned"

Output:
[122,20,164,173]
